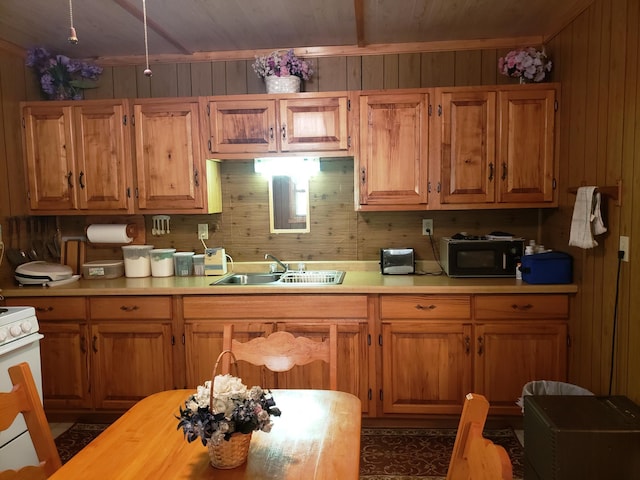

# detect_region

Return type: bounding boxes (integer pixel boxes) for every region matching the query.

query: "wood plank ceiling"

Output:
[0,0,593,64]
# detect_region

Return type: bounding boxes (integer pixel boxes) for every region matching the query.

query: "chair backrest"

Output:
[446,393,513,480]
[221,324,338,390]
[0,362,62,480]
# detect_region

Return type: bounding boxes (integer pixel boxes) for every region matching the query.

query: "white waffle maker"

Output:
[15,261,79,287]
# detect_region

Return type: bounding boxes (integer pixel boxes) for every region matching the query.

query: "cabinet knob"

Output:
[477,336,484,355]
[502,162,507,180]
[489,162,494,181]
[35,306,54,313]
[511,304,533,311]
[120,305,140,312]
[281,125,287,140]
[78,171,85,189]
[66,171,73,188]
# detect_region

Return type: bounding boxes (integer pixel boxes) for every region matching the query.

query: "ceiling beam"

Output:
[111,0,192,55]
[95,36,544,66]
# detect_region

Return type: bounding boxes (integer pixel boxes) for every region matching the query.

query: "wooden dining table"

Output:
[49,389,361,479]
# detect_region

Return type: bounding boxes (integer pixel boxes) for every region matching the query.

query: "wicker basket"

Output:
[207,432,253,469]
[206,350,251,469]
[265,75,301,93]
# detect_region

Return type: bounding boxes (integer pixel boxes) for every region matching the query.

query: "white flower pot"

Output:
[265,75,301,94]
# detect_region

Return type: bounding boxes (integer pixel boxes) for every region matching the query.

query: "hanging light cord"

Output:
[68,0,78,44]
[142,0,152,76]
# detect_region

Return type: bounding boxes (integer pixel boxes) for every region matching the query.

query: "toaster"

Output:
[380,248,415,275]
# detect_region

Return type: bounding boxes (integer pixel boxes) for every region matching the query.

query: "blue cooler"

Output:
[520,251,573,284]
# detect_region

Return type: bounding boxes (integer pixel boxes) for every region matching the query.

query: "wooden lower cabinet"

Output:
[182,295,370,413]
[381,321,472,414]
[88,297,174,410]
[379,294,569,415]
[5,297,90,410]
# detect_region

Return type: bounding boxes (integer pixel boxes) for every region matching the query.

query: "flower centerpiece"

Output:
[498,47,552,83]
[177,370,281,469]
[26,46,103,100]
[252,49,313,93]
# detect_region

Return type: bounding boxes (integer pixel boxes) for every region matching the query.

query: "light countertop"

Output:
[0,261,578,297]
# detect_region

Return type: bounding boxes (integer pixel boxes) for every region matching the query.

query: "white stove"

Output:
[0,306,44,472]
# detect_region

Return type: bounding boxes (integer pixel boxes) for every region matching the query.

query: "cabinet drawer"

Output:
[89,297,172,320]
[380,295,471,319]
[475,295,569,319]
[183,295,368,319]
[5,297,86,320]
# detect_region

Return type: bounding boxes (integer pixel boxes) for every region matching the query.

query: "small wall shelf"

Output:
[568,180,622,206]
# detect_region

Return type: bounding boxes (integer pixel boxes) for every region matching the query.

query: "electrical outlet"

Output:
[422,219,434,236]
[198,224,209,240]
[619,235,630,262]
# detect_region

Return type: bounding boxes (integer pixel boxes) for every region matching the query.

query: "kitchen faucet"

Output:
[264,253,288,273]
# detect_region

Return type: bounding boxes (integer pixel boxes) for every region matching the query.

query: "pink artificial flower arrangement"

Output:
[498,48,552,82]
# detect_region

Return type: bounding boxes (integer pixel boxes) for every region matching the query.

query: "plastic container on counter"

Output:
[150,248,177,277]
[173,252,195,277]
[193,254,205,276]
[121,245,154,278]
[81,260,125,280]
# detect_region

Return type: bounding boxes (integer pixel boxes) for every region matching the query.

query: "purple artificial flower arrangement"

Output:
[26,46,103,100]
[252,49,313,80]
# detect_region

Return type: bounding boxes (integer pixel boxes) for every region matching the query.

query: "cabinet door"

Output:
[359,93,429,206]
[134,100,205,211]
[73,101,133,212]
[474,322,567,413]
[91,321,174,410]
[277,322,369,413]
[39,321,91,409]
[497,89,556,203]
[381,321,472,414]
[208,99,277,153]
[279,96,349,152]
[22,104,77,210]
[439,90,496,204]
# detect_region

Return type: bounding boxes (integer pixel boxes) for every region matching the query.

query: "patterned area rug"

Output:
[359,427,524,480]
[56,424,524,479]
[55,423,109,464]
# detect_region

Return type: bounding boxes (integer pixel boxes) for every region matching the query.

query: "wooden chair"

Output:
[0,362,62,480]
[446,393,513,480]
[221,324,338,390]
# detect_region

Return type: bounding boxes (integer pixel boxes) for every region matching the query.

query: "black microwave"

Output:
[440,237,524,277]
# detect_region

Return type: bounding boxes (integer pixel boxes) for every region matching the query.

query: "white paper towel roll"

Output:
[86,224,134,244]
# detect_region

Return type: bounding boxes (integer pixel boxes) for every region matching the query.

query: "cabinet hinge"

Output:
[367,334,371,346]
[123,115,127,126]
[428,104,432,116]
[347,99,351,111]
[552,178,557,190]
[438,104,442,116]
[348,136,352,148]
[368,389,372,401]
[378,334,382,346]
[554,100,559,112]
[437,182,441,193]
[379,389,383,401]
[206,104,210,116]
[428,181,431,193]
[171,335,175,346]
[135,187,139,198]
[182,334,185,345]
[126,187,131,198]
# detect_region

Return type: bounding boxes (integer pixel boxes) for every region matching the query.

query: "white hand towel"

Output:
[568,186,607,249]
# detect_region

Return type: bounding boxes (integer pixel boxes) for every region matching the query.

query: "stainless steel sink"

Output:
[212,273,282,285]
[211,270,345,286]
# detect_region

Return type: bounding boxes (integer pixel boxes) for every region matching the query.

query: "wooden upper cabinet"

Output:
[358,91,429,208]
[209,99,277,154]
[279,97,348,152]
[497,88,556,204]
[22,104,77,211]
[73,102,134,212]
[22,100,134,213]
[134,99,206,212]
[438,89,496,204]
[205,93,351,158]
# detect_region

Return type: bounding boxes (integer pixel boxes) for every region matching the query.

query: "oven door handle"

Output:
[0,333,44,355]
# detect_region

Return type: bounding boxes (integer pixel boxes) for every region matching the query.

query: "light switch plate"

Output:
[198,224,209,240]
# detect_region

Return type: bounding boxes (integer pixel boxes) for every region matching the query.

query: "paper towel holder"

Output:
[568,180,622,206]
[85,215,146,245]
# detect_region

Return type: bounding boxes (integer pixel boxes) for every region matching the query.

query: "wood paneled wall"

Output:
[543,0,640,402]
